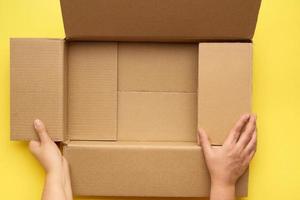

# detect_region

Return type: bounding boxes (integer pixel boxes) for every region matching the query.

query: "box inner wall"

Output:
[67,42,198,142]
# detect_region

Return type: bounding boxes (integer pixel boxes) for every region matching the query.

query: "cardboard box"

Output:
[10,0,261,197]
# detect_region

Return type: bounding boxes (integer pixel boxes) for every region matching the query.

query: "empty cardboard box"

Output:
[10,0,261,197]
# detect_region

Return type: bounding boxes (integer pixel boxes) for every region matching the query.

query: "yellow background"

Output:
[1,0,300,199]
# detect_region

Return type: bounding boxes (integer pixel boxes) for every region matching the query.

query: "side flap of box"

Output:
[68,42,117,140]
[10,38,67,141]
[198,43,252,145]
[63,141,248,197]
[61,0,261,41]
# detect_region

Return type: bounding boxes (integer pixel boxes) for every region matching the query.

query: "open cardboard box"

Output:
[10,0,261,197]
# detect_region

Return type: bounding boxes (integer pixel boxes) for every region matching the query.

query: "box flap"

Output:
[10,38,67,141]
[60,0,261,41]
[63,141,248,197]
[198,43,252,145]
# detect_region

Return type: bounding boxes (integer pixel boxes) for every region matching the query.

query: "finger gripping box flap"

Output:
[10,39,67,141]
[60,0,262,41]
[63,141,248,197]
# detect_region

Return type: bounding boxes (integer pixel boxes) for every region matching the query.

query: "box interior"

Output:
[68,42,198,142]
[11,39,252,145]
[10,39,252,197]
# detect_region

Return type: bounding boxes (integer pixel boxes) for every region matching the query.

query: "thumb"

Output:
[29,140,41,156]
[33,119,50,143]
[197,129,212,155]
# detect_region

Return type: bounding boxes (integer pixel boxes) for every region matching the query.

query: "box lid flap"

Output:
[60,0,261,41]
[63,141,248,197]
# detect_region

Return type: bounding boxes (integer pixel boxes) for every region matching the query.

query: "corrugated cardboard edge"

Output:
[63,39,68,142]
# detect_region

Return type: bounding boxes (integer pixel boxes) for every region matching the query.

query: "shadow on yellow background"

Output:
[1,0,300,199]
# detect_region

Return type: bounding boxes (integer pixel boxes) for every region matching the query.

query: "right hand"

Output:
[198,114,257,187]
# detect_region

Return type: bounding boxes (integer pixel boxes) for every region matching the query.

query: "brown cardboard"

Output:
[118,42,198,92]
[63,141,248,197]
[10,0,260,196]
[198,43,252,144]
[10,39,66,141]
[11,40,253,197]
[68,42,118,140]
[60,0,261,41]
[118,91,197,141]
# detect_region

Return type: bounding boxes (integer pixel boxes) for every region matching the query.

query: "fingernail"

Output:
[244,114,250,119]
[34,119,41,129]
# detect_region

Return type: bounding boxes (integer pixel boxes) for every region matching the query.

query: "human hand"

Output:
[198,114,257,190]
[29,119,65,174]
[29,119,72,200]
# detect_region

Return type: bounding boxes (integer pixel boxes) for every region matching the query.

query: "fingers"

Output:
[249,148,256,160]
[225,114,250,144]
[242,130,257,167]
[244,148,256,166]
[197,129,212,155]
[29,140,41,155]
[243,130,257,155]
[233,114,251,133]
[33,119,50,143]
[236,115,256,149]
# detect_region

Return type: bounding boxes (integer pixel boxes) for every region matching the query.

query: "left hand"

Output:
[29,119,65,175]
